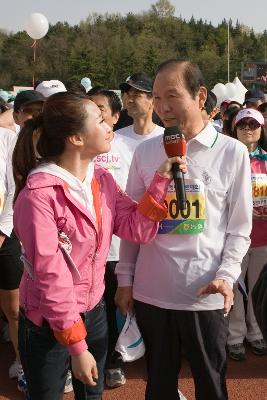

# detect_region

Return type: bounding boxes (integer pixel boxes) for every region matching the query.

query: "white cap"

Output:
[35,80,67,98]
[234,108,264,127]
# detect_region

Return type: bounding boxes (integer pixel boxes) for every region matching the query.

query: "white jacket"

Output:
[0,127,18,236]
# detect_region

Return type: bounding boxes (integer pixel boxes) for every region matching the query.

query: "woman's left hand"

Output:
[71,350,98,386]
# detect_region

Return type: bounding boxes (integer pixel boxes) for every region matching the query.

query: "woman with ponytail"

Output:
[13,117,41,201]
[12,91,186,400]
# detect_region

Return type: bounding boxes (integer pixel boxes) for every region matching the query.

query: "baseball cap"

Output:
[220,99,231,108]
[115,310,145,362]
[244,89,265,104]
[234,108,264,127]
[35,80,67,98]
[14,90,45,112]
[119,72,153,93]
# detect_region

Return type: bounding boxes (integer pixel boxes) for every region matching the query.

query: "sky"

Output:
[0,0,266,34]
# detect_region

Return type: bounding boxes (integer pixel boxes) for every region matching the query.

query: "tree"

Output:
[143,46,160,77]
[150,0,175,18]
[0,9,266,90]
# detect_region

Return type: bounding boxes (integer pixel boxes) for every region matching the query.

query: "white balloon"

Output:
[230,77,247,104]
[212,83,227,99]
[81,77,92,92]
[25,13,49,40]
[225,82,237,98]
[233,77,247,95]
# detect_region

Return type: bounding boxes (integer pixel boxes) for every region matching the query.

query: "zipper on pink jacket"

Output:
[86,198,103,310]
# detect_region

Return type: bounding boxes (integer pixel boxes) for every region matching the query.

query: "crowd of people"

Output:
[0,60,267,400]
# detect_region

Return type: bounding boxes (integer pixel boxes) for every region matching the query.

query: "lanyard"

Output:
[249,146,267,161]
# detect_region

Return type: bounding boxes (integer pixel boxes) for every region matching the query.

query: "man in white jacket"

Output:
[115,60,252,400]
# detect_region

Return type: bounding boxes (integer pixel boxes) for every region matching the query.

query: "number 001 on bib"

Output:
[158,179,206,235]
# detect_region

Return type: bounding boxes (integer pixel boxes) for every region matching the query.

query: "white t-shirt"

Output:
[94,133,136,261]
[0,127,18,236]
[95,128,164,261]
[116,124,164,152]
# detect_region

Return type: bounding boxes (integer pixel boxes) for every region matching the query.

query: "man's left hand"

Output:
[197,279,233,315]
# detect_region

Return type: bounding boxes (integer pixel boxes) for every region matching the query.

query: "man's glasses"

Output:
[236,120,261,131]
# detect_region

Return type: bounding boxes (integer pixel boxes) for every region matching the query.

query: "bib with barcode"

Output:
[158,179,206,234]
[251,173,267,207]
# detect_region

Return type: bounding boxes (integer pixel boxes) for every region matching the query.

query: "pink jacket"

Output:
[14,165,169,355]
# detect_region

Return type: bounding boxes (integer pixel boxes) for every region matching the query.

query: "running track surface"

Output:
[1,342,267,400]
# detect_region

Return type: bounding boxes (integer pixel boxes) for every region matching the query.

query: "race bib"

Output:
[251,173,267,207]
[95,153,121,178]
[158,179,206,235]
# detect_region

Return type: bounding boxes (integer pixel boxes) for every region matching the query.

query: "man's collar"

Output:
[188,122,219,148]
[159,122,219,149]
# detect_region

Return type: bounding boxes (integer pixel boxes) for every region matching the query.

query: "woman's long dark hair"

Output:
[12,117,41,201]
[13,91,90,201]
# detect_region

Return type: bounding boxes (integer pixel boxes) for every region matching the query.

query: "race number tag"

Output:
[251,173,267,207]
[158,179,206,234]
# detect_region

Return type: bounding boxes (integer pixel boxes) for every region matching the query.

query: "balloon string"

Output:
[30,40,37,87]
[31,40,37,62]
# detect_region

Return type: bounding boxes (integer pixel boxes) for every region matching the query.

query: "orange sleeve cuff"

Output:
[137,191,168,221]
[53,318,87,346]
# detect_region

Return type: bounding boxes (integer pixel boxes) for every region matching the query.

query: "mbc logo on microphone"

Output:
[165,134,184,142]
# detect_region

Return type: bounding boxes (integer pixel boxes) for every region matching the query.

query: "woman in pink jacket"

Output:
[12,91,185,400]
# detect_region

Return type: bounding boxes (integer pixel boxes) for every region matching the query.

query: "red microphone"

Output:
[163,126,187,209]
